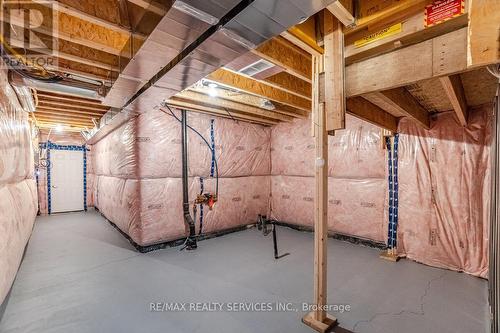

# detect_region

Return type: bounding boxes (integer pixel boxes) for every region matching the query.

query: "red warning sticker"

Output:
[425,0,465,27]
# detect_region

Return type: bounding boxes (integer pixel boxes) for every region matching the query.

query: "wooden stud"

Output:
[302,50,337,333]
[439,75,469,126]
[346,97,399,132]
[371,88,430,129]
[323,10,345,131]
[207,69,311,112]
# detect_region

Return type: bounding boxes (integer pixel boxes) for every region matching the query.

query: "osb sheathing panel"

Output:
[407,78,453,113]
[11,4,130,52]
[461,67,498,107]
[59,0,123,25]
[57,12,129,51]
[34,31,120,67]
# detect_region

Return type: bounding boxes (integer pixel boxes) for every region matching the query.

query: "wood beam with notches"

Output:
[346,28,467,97]
[439,75,469,126]
[251,37,312,83]
[367,88,430,129]
[346,97,399,132]
[174,91,294,122]
[165,99,279,126]
[189,87,308,119]
[207,69,311,112]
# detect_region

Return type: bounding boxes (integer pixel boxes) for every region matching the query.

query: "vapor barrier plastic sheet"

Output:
[270,115,388,243]
[0,62,37,304]
[91,108,271,246]
[398,107,491,278]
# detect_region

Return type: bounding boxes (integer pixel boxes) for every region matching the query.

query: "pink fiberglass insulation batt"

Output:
[270,114,388,243]
[91,108,271,246]
[0,61,38,304]
[398,106,491,278]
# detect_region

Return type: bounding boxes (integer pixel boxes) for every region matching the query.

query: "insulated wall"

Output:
[0,64,37,305]
[91,108,271,246]
[270,115,388,243]
[398,106,491,278]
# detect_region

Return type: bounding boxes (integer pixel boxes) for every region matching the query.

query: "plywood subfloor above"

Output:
[407,67,498,114]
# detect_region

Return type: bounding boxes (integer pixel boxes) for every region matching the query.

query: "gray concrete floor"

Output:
[0,209,489,333]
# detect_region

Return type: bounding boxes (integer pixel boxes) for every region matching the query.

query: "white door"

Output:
[50,150,84,213]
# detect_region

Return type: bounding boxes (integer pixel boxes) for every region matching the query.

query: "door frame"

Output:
[43,141,87,214]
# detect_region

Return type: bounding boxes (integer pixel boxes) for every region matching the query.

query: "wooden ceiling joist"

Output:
[174,91,294,123]
[36,106,105,118]
[368,88,430,129]
[251,37,312,83]
[165,100,278,126]
[126,0,166,16]
[207,69,311,112]
[346,97,398,132]
[36,111,98,122]
[37,92,104,106]
[189,87,308,119]
[263,72,312,100]
[36,106,106,118]
[439,75,469,126]
[34,115,94,126]
[38,99,109,112]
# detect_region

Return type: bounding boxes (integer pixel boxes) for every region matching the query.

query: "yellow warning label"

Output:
[354,23,403,48]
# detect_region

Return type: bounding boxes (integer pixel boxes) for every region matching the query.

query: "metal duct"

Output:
[103,0,338,113]
[9,71,103,100]
[11,84,36,113]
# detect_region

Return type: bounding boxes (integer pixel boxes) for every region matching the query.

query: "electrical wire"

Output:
[160,105,219,198]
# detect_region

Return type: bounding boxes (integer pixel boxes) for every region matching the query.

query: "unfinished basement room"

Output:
[1,0,500,332]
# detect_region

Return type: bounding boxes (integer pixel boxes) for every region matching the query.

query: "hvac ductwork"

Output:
[102,0,338,113]
[9,71,104,101]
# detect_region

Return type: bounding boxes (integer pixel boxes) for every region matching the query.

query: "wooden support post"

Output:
[302,44,337,333]
[324,11,346,132]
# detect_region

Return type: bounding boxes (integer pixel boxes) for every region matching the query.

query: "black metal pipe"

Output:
[181,110,197,250]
